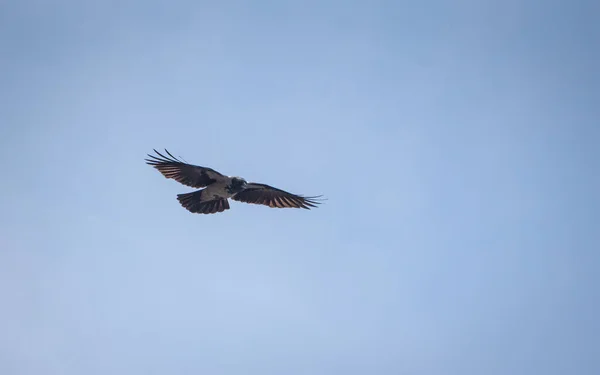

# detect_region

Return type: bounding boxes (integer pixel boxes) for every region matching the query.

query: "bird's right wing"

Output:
[232,182,324,209]
[145,149,227,188]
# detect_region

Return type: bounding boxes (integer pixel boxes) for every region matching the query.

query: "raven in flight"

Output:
[146,149,324,214]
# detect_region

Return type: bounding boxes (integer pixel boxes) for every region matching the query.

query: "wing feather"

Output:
[145,149,226,188]
[232,183,324,210]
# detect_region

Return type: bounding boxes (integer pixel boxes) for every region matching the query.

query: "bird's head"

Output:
[230,177,248,190]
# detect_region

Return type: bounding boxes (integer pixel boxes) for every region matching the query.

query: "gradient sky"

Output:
[1,1,599,374]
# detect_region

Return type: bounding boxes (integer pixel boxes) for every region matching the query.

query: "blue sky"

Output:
[1,1,598,374]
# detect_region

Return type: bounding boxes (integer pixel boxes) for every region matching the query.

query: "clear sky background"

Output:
[1,1,598,374]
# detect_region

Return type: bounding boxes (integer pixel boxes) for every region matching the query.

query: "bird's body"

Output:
[145,149,324,215]
[199,179,238,200]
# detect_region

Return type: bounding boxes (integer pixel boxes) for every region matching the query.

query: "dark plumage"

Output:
[145,149,224,188]
[231,183,321,209]
[145,149,324,215]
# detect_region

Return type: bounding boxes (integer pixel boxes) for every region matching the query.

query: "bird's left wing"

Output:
[231,183,324,209]
[145,149,227,188]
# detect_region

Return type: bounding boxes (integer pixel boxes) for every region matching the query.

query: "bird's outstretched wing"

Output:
[232,183,324,209]
[145,149,227,188]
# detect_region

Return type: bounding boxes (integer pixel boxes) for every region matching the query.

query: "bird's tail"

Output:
[177,190,230,214]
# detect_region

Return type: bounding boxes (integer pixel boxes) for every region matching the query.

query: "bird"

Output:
[145,149,325,215]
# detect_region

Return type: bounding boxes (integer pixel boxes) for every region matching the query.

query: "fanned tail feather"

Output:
[176,190,230,214]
